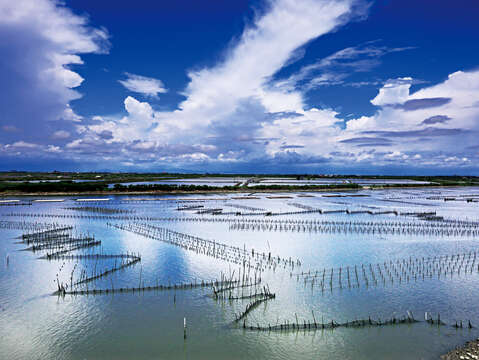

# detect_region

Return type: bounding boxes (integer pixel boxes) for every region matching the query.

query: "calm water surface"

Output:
[107,177,431,188]
[1,187,479,359]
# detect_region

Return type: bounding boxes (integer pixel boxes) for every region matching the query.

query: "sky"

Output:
[0,0,478,174]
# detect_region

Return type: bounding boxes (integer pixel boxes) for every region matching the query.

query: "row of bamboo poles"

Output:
[295,251,479,292]
[8,212,478,232]
[17,225,143,295]
[0,220,60,231]
[108,222,300,271]
[228,221,479,237]
[61,279,240,296]
[3,207,443,220]
[64,206,134,214]
[239,312,474,332]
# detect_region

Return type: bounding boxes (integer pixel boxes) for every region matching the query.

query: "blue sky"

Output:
[0,0,478,174]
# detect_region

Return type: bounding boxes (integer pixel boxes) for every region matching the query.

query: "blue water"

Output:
[1,187,479,359]
[106,177,431,188]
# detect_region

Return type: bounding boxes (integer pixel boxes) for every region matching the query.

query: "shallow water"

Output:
[1,187,479,359]
[106,177,431,188]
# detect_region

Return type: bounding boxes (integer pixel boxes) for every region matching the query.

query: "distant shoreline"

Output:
[1,172,478,196]
[0,184,478,197]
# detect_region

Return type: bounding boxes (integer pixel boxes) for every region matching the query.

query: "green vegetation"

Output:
[0,181,108,193]
[0,171,177,183]
[112,182,361,192]
[375,177,479,187]
[0,172,477,195]
[0,179,360,194]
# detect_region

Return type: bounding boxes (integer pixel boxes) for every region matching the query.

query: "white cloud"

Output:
[51,130,70,139]
[46,145,61,153]
[260,107,341,156]
[0,0,108,53]
[15,0,477,172]
[152,0,360,134]
[75,0,363,166]
[62,105,83,122]
[9,141,40,149]
[119,73,167,97]
[275,42,415,91]
[336,69,479,167]
[0,0,108,143]
[370,78,413,106]
[122,96,155,124]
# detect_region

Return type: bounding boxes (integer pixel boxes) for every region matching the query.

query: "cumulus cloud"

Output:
[339,69,479,168]
[119,72,167,97]
[71,0,366,168]
[80,62,479,171]
[5,0,479,173]
[370,78,413,106]
[78,96,159,145]
[166,0,361,129]
[0,0,108,145]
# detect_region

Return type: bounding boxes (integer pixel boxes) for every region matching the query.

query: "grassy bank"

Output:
[1,180,479,197]
[0,180,361,195]
[0,172,478,196]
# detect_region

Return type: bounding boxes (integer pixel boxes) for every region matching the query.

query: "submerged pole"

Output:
[184,317,187,339]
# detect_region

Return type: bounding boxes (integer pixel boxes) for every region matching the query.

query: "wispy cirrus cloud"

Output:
[70,0,367,167]
[273,41,416,91]
[3,0,479,173]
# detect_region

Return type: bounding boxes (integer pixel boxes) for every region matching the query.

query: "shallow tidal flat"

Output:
[1,187,479,359]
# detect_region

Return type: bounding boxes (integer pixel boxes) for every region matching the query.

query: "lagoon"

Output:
[1,187,479,359]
